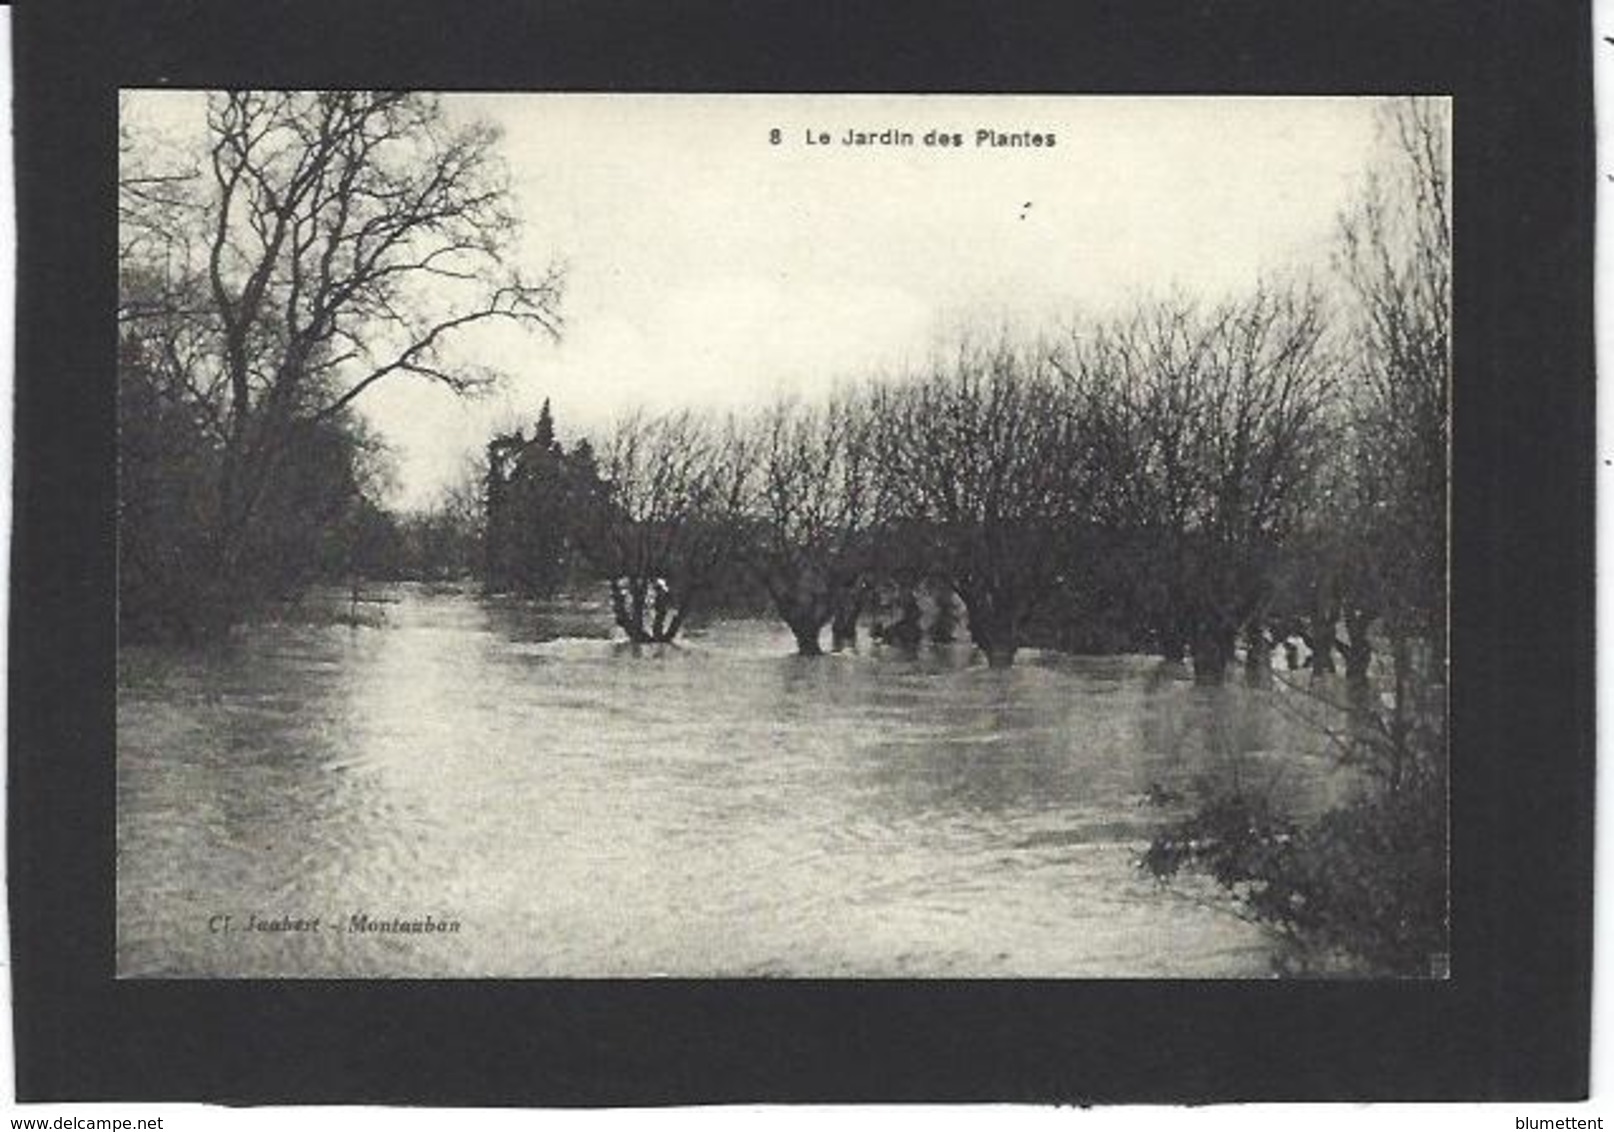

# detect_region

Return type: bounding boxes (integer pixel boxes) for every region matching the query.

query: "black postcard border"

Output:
[9,0,1595,1105]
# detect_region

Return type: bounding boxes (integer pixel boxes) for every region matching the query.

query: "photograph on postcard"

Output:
[115,93,1450,979]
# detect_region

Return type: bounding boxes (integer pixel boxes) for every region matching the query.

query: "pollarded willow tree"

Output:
[746,393,880,656]
[881,334,1090,668]
[118,91,563,637]
[576,410,753,644]
[1189,285,1338,682]
[1059,285,1337,683]
[1056,300,1216,666]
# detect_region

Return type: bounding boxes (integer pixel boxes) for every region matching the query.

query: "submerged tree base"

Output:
[789,626,826,657]
[609,577,690,644]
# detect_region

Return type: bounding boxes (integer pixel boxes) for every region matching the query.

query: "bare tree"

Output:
[1060,285,1336,683]
[881,333,1086,668]
[1278,96,1452,796]
[577,410,752,644]
[118,91,563,634]
[1193,285,1337,681]
[745,392,879,655]
[1334,97,1451,689]
[1057,299,1217,665]
[119,94,204,266]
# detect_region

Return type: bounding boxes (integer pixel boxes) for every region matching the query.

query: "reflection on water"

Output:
[117,584,1352,978]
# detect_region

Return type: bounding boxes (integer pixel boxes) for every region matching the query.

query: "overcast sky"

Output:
[126,93,1390,509]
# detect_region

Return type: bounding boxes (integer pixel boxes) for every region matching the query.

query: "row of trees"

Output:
[118,89,1444,695]
[484,275,1411,685]
[481,98,1445,694]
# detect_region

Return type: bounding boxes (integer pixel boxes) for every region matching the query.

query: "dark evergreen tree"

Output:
[481,401,610,597]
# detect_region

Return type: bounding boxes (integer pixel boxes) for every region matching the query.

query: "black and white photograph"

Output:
[113,92,1451,981]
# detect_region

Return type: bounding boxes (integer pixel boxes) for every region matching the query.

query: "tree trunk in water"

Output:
[1305,603,1338,676]
[1189,594,1237,682]
[971,608,1020,667]
[876,588,924,652]
[649,582,674,641]
[1154,617,1190,666]
[190,577,237,644]
[658,601,690,644]
[830,613,858,651]
[610,577,683,644]
[1191,628,1234,685]
[930,586,960,644]
[767,571,832,657]
[788,617,825,657]
[608,579,631,638]
[1244,630,1273,688]
[962,588,1018,668]
[1342,608,1374,698]
[829,583,863,651]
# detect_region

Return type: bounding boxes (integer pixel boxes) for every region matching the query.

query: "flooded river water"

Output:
[117,584,1354,978]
